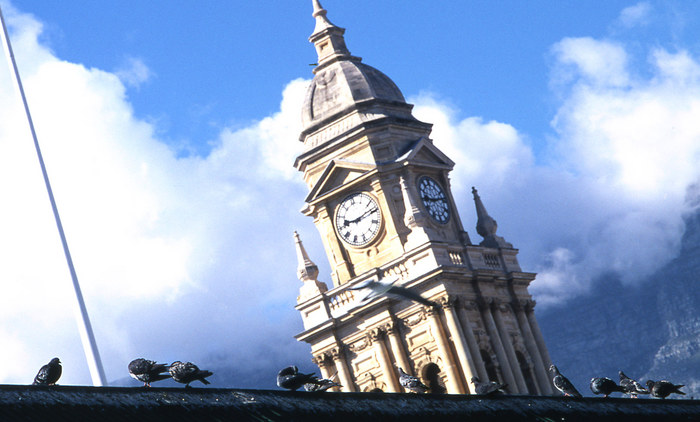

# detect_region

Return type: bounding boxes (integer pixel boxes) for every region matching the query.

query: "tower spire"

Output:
[472,187,512,248]
[294,231,327,302]
[294,230,319,282]
[309,0,357,71]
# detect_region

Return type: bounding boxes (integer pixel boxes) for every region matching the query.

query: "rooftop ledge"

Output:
[1,384,699,421]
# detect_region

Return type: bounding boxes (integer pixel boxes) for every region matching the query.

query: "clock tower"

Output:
[293,0,553,395]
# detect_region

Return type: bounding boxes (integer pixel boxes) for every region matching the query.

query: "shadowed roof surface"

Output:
[1,384,699,421]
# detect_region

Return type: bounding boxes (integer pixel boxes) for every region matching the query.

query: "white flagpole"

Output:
[0,5,107,386]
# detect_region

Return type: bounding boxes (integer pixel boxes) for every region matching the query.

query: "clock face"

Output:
[418,176,450,224]
[335,192,382,246]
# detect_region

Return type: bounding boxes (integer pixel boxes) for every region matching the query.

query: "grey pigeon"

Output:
[471,376,507,395]
[128,358,170,387]
[168,361,212,387]
[618,371,649,398]
[32,357,62,386]
[304,373,342,392]
[549,365,581,397]
[277,365,319,391]
[646,380,685,399]
[398,367,429,393]
[347,276,438,308]
[589,377,625,398]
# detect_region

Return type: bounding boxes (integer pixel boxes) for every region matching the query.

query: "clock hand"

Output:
[344,206,378,226]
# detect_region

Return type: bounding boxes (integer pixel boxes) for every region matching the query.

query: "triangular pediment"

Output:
[305,160,375,203]
[401,137,455,169]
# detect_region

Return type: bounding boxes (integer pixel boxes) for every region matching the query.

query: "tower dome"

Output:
[301,61,407,134]
[300,0,416,140]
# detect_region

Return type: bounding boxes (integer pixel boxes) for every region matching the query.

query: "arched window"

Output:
[421,362,446,394]
[480,349,499,382]
[516,350,538,394]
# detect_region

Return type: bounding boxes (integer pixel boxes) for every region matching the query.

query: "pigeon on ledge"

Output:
[169,361,212,388]
[304,373,342,392]
[618,371,649,398]
[471,376,508,396]
[646,380,685,399]
[277,366,320,391]
[32,358,62,386]
[549,365,581,397]
[398,367,429,393]
[589,377,625,398]
[347,276,438,308]
[128,358,171,387]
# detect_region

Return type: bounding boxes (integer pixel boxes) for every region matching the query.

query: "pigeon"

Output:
[549,365,581,397]
[304,373,342,392]
[32,357,62,386]
[128,358,171,387]
[276,366,319,391]
[347,276,438,308]
[589,377,625,398]
[619,371,649,398]
[646,380,685,399]
[168,361,212,387]
[397,367,429,393]
[470,376,508,396]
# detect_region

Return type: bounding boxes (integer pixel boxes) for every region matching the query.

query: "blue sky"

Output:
[2,0,700,387]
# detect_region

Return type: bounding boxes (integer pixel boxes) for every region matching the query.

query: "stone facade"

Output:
[293,0,552,395]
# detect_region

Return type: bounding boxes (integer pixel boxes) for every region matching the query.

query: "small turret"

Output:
[472,187,513,249]
[294,231,328,303]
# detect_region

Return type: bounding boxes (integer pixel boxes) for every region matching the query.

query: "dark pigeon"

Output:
[590,377,625,398]
[32,357,62,386]
[398,367,429,393]
[549,365,581,397]
[347,276,438,308]
[619,371,649,398]
[128,358,170,387]
[471,376,508,396]
[646,380,685,399]
[168,361,212,387]
[304,374,342,392]
[277,366,319,391]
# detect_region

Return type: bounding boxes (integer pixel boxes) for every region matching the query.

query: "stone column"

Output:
[312,353,338,392]
[480,298,518,393]
[385,320,413,377]
[330,346,356,392]
[440,297,476,394]
[524,300,552,369]
[427,306,466,394]
[514,299,552,394]
[369,328,401,392]
[492,301,528,393]
[459,301,489,382]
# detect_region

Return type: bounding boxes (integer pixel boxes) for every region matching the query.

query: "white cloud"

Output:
[618,2,652,28]
[0,7,312,385]
[550,37,630,89]
[409,38,700,306]
[3,2,700,385]
[114,57,153,89]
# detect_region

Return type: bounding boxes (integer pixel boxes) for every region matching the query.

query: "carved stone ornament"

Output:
[311,354,330,368]
[329,347,345,361]
[404,310,426,327]
[349,335,372,352]
[368,327,385,342]
[439,296,458,309]
[462,300,479,311]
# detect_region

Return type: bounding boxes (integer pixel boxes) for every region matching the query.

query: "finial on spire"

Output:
[311,0,334,34]
[294,231,328,303]
[308,0,356,71]
[472,187,513,249]
[294,230,319,282]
